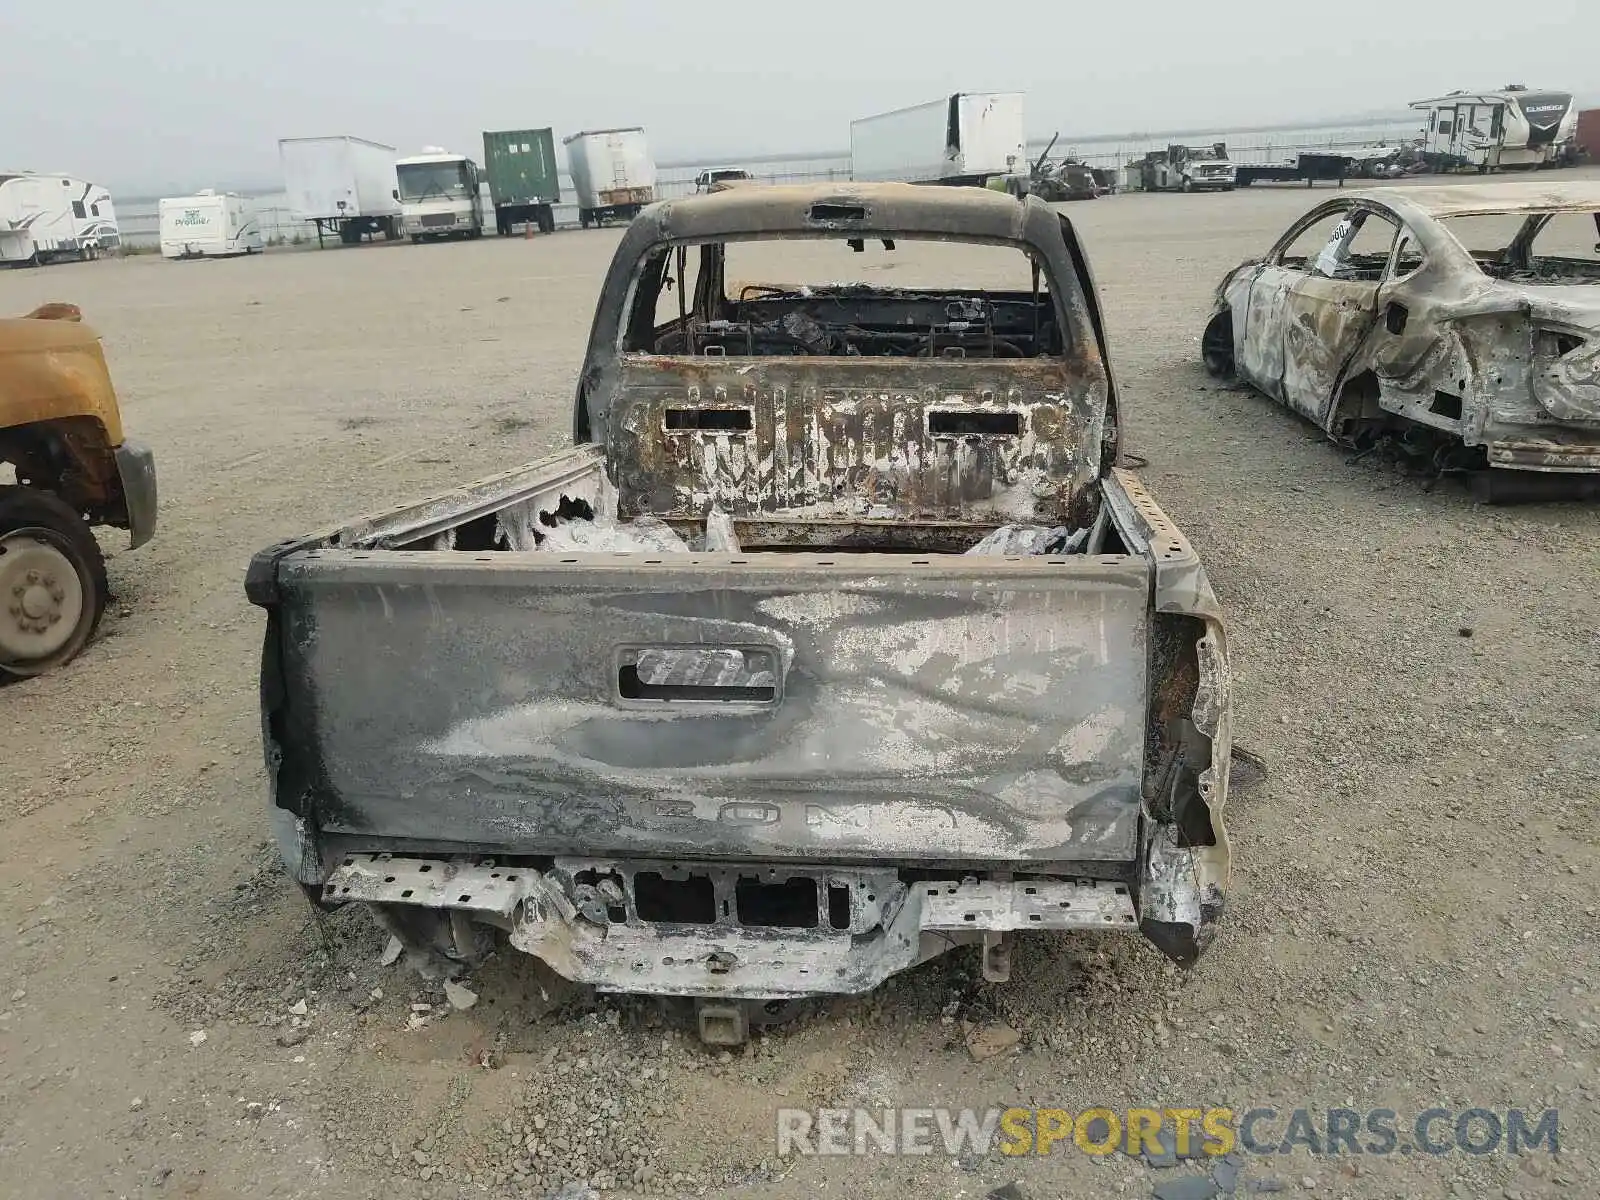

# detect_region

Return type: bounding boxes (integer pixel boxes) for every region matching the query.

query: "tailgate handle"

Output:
[617,647,779,704]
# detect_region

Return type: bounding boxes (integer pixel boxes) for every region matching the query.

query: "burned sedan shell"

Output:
[1203,180,1600,478]
[249,183,1232,1032]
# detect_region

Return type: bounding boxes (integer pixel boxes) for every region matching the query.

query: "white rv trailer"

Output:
[1411,86,1579,170]
[159,191,263,259]
[0,173,118,266]
[851,93,1026,186]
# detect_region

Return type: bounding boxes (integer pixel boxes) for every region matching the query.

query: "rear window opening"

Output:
[624,235,1063,360]
[1446,210,1600,284]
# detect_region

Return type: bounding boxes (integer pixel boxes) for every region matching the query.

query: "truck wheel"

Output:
[0,487,108,678]
[538,209,555,235]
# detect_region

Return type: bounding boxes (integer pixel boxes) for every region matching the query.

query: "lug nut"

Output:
[49,586,64,603]
[10,585,22,597]
[24,571,39,585]
[47,613,60,624]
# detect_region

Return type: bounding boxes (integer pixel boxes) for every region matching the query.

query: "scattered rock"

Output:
[288,999,308,1017]
[276,1027,309,1048]
[965,1021,1021,1062]
[987,1183,1028,1200]
[380,936,404,967]
[444,978,479,1011]
[1211,1152,1243,1194]
[129,1097,146,1112]
[187,1030,207,1047]
[1154,1177,1221,1200]
[1140,1126,1203,1169]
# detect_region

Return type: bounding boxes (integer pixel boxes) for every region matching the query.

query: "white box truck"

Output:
[278,136,402,247]
[851,93,1026,186]
[159,190,263,259]
[562,128,656,228]
[0,173,119,266]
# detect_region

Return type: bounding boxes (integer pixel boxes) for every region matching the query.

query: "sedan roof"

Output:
[1349,180,1600,219]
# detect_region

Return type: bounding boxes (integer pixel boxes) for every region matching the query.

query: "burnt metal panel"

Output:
[606,356,1107,522]
[272,551,1152,866]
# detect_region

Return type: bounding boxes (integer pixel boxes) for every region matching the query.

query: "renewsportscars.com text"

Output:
[776,1106,1559,1159]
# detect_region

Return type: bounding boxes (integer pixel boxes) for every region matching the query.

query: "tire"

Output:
[410,235,422,245]
[1201,309,1235,379]
[538,209,555,235]
[0,487,108,678]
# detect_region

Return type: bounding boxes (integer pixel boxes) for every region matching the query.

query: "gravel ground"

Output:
[1,172,1597,1200]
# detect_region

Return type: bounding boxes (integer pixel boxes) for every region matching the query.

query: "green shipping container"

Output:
[481,128,560,206]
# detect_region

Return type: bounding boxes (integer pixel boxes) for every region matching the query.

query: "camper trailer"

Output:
[159,191,263,259]
[0,174,118,266]
[1411,86,1579,170]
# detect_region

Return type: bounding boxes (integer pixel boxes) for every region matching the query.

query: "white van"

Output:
[159,191,263,259]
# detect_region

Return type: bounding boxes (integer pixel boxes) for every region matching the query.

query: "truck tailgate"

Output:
[269,552,1150,865]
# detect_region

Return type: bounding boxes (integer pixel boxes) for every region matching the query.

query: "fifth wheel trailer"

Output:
[482,128,560,235]
[279,136,402,246]
[564,128,656,228]
[1411,86,1579,170]
[0,173,119,266]
[159,191,263,258]
[851,93,1026,186]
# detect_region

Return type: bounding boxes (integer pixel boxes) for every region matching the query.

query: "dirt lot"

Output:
[2,175,1597,1200]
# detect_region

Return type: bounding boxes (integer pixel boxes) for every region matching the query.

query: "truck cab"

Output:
[1,304,156,677]
[694,167,754,193]
[395,150,483,243]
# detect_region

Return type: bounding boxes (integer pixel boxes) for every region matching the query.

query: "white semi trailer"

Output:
[0,173,119,266]
[279,136,402,247]
[851,93,1026,186]
[563,128,656,229]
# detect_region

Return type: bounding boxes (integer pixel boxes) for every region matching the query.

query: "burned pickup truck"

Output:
[247,184,1232,1038]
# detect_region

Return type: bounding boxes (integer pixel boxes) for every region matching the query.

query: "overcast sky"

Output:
[6,0,1594,194]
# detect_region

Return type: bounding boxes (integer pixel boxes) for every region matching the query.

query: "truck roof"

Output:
[396,153,470,166]
[643,182,1030,241]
